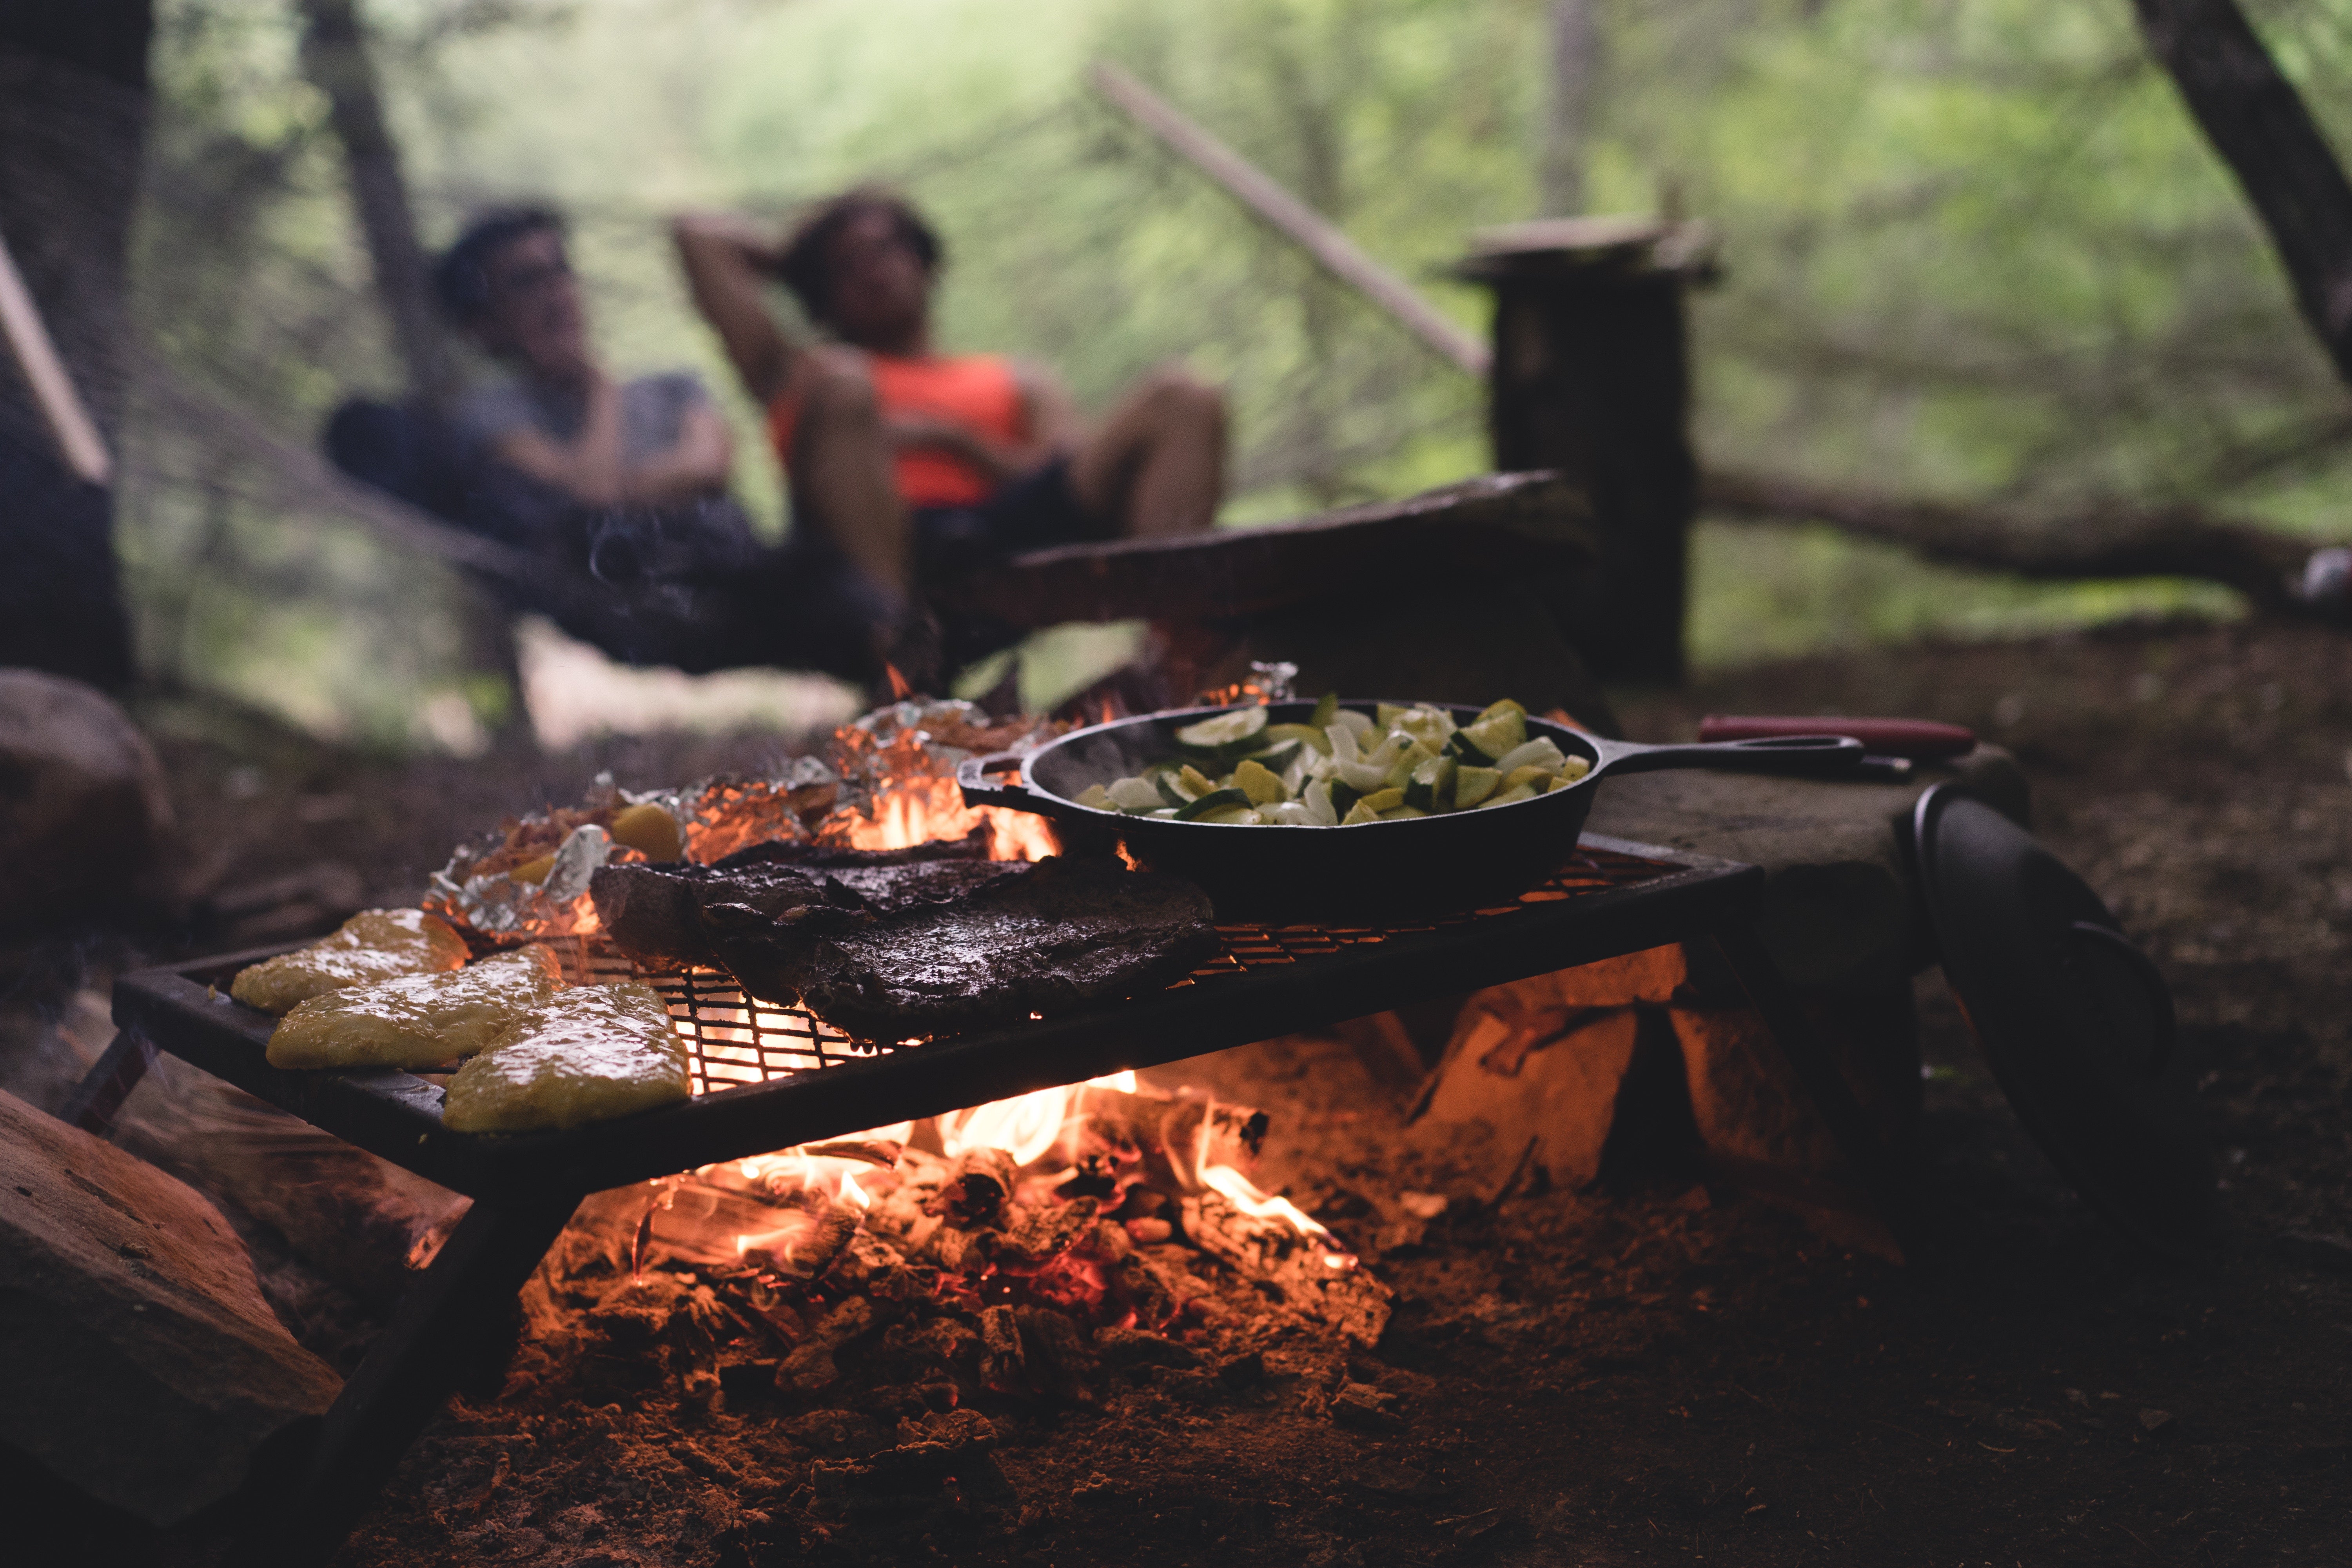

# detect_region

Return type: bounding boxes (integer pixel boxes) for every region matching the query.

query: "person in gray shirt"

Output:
[437,209,733,507]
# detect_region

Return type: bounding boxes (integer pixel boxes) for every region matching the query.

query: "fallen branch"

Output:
[1699,466,2318,615]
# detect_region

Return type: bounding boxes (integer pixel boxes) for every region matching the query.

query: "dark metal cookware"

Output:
[957,700,1864,918]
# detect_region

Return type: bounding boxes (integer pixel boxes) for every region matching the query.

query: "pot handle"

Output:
[1593,733,1867,779]
[955,750,1055,816]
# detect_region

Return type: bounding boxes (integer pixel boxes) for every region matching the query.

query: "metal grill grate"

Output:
[543,845,1674,1099]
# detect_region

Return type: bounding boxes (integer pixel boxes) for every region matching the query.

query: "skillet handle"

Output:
[955,750,1054,815]
[1595,733,1867,779]
[1699,714,1976,760]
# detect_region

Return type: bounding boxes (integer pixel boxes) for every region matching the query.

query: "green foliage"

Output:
[117,0,2352,745]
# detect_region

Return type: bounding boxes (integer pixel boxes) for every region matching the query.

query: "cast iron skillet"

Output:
[956,700,1864,919]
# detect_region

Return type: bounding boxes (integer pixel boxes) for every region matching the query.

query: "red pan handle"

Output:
[1699,714,1976,760]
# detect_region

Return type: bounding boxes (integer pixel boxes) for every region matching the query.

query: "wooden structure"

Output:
[1455,217,1717,686]
[932,470,1622,732]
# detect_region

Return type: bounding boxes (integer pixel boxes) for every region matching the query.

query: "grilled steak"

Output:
[702,857,1219,1039]
[590,832,1013,970]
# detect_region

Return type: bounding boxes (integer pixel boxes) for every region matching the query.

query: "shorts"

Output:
[909,457,1110,584]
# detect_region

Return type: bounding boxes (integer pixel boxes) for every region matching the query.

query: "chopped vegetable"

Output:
[1078,695,1589,826]
[1175,707,1269,750]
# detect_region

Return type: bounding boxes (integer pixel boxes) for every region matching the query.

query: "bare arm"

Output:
[616,399,734,504]
[491,370,627,503]
[672,212,799,405]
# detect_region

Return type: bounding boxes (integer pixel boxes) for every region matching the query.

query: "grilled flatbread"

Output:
[441,983,690,1133]
[230,908,469,1016]
[265,946,566,1069]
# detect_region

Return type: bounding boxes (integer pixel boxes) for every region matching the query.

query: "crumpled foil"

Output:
[429,704,1066,940]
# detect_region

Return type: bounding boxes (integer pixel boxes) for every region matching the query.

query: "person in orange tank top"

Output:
[673,190,1225,658]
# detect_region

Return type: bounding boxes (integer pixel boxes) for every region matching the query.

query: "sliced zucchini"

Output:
[1376,702,1410,731]
[1307,691,1340,730]
[1195,805,1258,825]
[1452,765,1503,808]
[1076,783,1114,810]
[1259,723,1330,757]
[1107,777,1163,812]
[1457,704,1527,764]
[1177,763,1219,798]
[1240,739,1303,775]
[1478,782,1540,809]
[1340,798,1382,826]
[1404,753,1457,812]
[1560,755,1592,782]
[1383,739,1436,791]
[1174,787,1253,821]
[1232,757,1288,806]
[1329,778,1364,818]
[1494,736,1566,775]
[1262,800,1316,825]
[1502,763,1557,794]
[1390,706,1455,751]
[1174,707,1268,751]
[1376,804,1429,820]
[1356,786,1406,815]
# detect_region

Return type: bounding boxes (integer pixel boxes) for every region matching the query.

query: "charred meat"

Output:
[702,857,1218,1039]
[589,832,1015,970]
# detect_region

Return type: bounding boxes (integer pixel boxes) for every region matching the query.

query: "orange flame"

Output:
[1200,1163,1356,1269]
[936,1071,1137,1167]
[884,662,913,701]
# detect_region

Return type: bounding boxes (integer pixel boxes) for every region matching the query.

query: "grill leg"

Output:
[60,1029,158,1135]
[1707,923,1933,1258]
[256,1189,583,1566]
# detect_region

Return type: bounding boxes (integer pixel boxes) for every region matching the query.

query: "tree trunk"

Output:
[296,0,454,407]
[1541,0,1597,217]
[2131,0,2352,388]
[0,1,151,687]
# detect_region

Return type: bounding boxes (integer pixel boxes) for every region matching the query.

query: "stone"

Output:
[1586,744,2029,991]
[1416,1004,1645,1191]
[0,669,174,933]
[1669,986,1922,1178]
[0,1087,341,1526]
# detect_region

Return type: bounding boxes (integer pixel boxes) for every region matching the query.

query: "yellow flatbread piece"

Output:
[266,946,566,1070]
[230,908,469,1016]
[441,982,690,1134]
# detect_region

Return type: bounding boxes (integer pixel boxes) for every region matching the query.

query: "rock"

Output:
[1417,1005,1645,1191]
[1670,985,1922,1177]
[1586,745,2029,991]
[1328,1380,1402,1431]
[2139,1408,2176,1436]
[0,669,174,933]
[0,1087,341,1526]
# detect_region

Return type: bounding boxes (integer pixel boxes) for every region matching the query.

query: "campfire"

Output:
[407,698,1394,1521]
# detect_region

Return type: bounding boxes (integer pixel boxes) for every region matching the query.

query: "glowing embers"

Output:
[620,1072,1387,1348]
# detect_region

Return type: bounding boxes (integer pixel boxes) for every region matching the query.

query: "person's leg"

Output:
[786,348,912,600]
[1067,365,1225,540]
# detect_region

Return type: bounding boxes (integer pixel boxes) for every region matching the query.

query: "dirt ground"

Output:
[8,614,2351,1567]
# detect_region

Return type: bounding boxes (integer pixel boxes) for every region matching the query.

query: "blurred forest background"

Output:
[119,0,2352,749]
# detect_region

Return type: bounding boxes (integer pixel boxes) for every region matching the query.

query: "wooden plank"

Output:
[1087,60,1490,378]
[0,225,111,486]
[933,470,1593,628]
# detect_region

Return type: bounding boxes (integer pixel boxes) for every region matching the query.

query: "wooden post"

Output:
[1456,218,1716,686]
